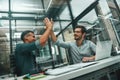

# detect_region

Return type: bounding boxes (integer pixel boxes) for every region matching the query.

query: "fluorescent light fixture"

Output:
[12,7,45,12]
[46,0,52,12]
[21,3,39,7]
[12,3,45,12]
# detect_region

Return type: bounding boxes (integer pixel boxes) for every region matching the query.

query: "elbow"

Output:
[40,42,46,46]
[53,39,57,43]
[52,38,57,43]
[40,38,47,46]
[92,56,95,60]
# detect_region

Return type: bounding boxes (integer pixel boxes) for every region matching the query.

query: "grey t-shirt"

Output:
[54,39,96,64]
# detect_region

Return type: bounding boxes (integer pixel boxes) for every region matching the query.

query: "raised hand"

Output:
[43,17,53,31]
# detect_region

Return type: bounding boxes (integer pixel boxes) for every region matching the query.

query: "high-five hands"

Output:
[43,18,53,31]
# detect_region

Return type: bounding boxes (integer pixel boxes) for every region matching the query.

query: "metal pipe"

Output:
[8,0,13,54]
[56,0,99,37]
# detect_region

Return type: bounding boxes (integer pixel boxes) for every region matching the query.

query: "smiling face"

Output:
[74,28,83,40]
[24,32,36,43]
[73,25,87,41]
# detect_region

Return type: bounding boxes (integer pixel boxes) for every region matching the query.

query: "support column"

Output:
[96,3,119,50]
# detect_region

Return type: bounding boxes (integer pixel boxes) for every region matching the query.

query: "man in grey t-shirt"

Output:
[50,25,96,64]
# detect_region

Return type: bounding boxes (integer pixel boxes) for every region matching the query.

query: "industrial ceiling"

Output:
[0,0,119,37]
[0,0,68,20]
[0,0,69,37]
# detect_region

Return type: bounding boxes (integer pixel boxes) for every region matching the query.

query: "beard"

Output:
[74,35,82,40]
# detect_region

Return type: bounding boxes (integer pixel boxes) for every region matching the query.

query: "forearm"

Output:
[82,56,95,62]
[40,17,53,46]
[90,56,95,60]
[50,30,57,42]
[40,28,51,46]
[50,30,71,48]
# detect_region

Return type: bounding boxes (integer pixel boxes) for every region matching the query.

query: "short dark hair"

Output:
[21,30,34,41]
[75,25,87,33]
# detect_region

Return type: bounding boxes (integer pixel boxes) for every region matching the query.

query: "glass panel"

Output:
[59,7,71,20]
[0,0,119,76]
[63,25,74,41]
[116,0,120,6]
[79,9,98,25]
[0,0,9,11]
[109,18,120,44]
[71,0,95,18]
[99,0,111,15]
[0,13,8,19]
[106,0,120,20]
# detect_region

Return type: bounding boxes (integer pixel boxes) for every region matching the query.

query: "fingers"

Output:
[43,17,54,30]
[50,18,54,23]
[82,57,94,62]
[44,17,54,24]
[43,18,50,24]
[51,18,52,21]
[82,57,90,62]
[43,18,50,28]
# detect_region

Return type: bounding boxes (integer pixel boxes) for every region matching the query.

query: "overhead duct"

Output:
[46,0,71,19]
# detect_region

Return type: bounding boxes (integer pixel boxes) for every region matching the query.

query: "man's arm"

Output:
[50,19,70,48]
[82,56,95,62]
[50,30,57,42]
[50,30,71,48]
[39,18,53,46]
